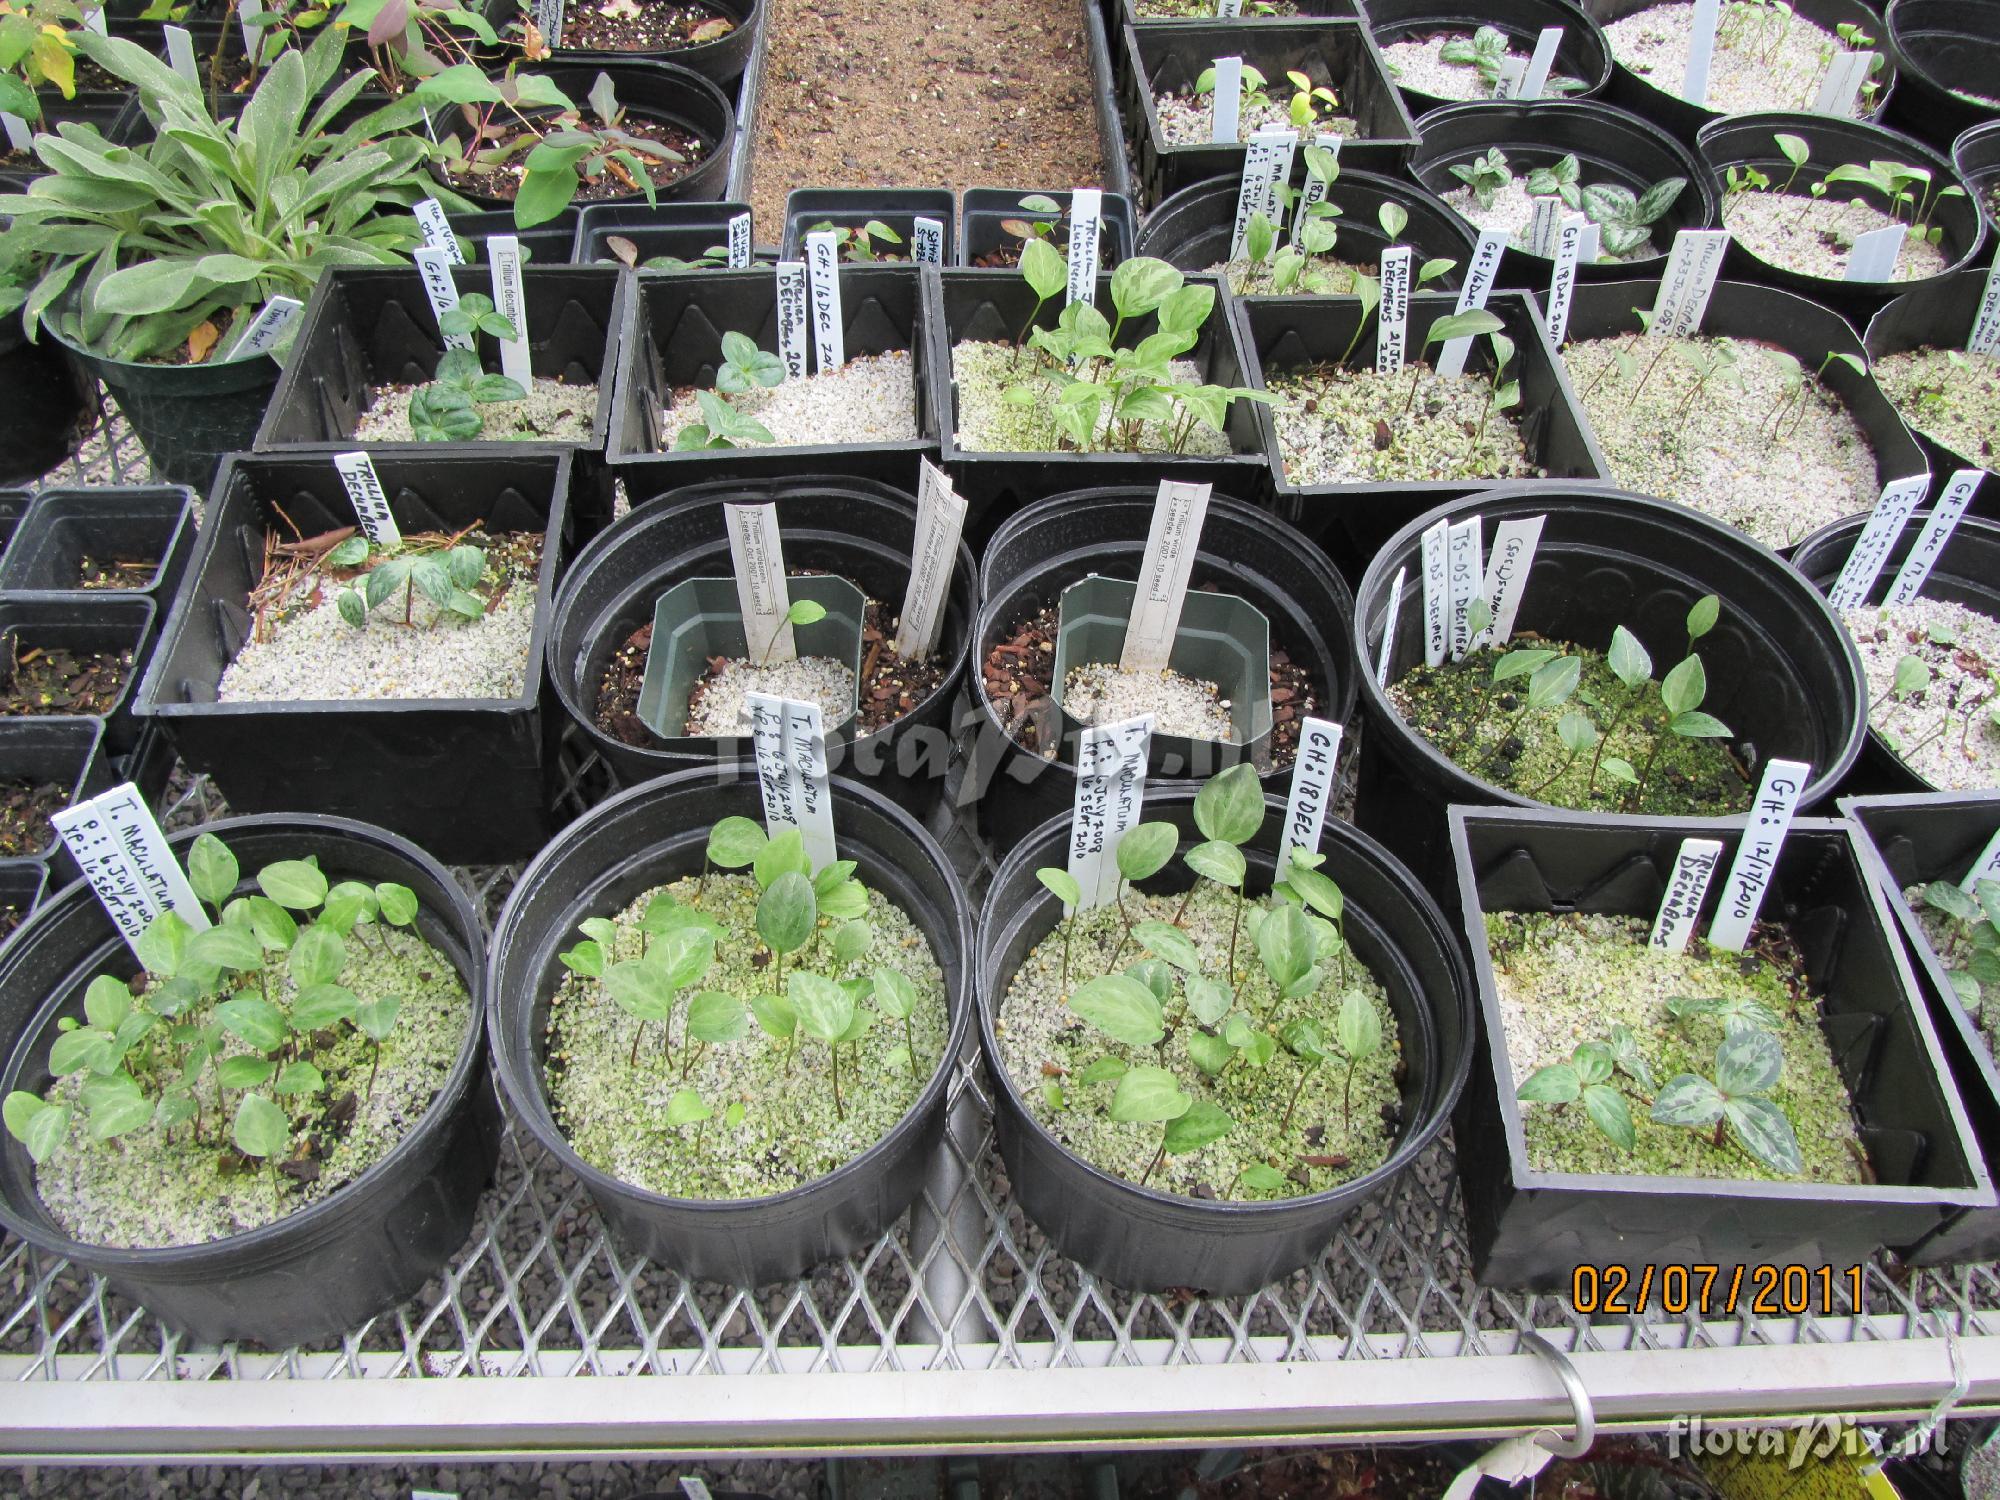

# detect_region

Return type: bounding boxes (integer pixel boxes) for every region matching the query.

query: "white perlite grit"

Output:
[1841,597,2000,792]
[1379,33,1513,103]
[1442,177,1657,262]
[1872,346,2000,465]
[683,655,856,736]
[1721,191,1950,283]
[352,377,598,442]
[657,350,916,449]
[1605,0,1870,117]
[1268,366,1539,485]
[1564,333,1876,548]
[950,340,1235,455]
[1153,91,1358,148]
[1062,662,1236,741]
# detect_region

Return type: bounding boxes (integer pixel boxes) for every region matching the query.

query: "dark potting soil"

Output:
[0,904,24,945]
[0,779,66,858]
[154,305,240,369]
[0,147,28,173]
[968,223,1067,269]
[592,597,946,744]
[75,555,159,590]
[984,600,1319,769]
[551,0,737,52]
[1389,637,1751,816]
[442,116,707,203]
[44,57,122,93]
[0,639,133,718]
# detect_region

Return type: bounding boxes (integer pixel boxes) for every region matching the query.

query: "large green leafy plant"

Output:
[0,27,445,362]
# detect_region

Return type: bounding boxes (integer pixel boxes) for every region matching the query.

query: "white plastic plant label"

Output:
[240,3,265,63]
[1650,836,1724,951]
[332,452,402,546]
[413,198,464,263]
[1278,716,1343,883]
[222,295,303,360]
[1827,473,1930,610]
[53,785,211,958]
[1708,757,1813,951]
[486,235,533,389]
[1480,513,1545,645]
[1,113,30,153]
[1577,221,1602,265]
[725,502,794,664]
[1518,26,1563,99]
[1420,518,1451,667]
[1067,187,1103,307]
[1545,212,1587,344]
[1216,0,1242,14]
[82,3,106,33]
[746,695,837,874]
[1229,131,1294,256]
[1377,566,1405,686]
[680,1482,715,1500]
[893,459,968,660]
[1120,480,1212,674]
[1492,56,1526,99]
[1682,0,1722,106]
[1376,245,1413,374]
[415,248,473,353]
[1961,828,2000,892]
[727,212,752,269]
[1845,223,1906,282]
[1435,228,1507,377]
[1968,251,2000,355]
[164,25,199,83]
[1888,468,1983,604]
[535,0,565,46]
[1440,1435,1557,1500]
[912,216,945,265]
[804,230,845,371]
[1209,55,1244,143]
[1650,229,1730,336]
[1447,516,1482,660]
[775,261,809,380]
[1812,49,1872,114]
[1068,715,1154,909]
[1527,195,1563,258]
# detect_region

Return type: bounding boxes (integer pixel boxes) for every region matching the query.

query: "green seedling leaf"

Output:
[751,991,796,1040]
[1517,1061,1580,1104]
[1660,655,1707,716]
[1115,822,1179,884]
[686,990,747,1043]
[1583,1084,1635,1150]
[217,997,287,1053]
[275,1059,324,1097]
[1257,905,1314,992]
[1078,1055,1128,1086]
[327,537,370,569]
[1192,761,1264,845]
[189,923,264,973]
[1687,594,1720,640]
[85,1074,153,1140]
[1281,1016,1326,1063]
[789,971,856,1043]
[1187,1031,1235,1075]
[1713,1026,1783,1095]
[1238,1162,1288,1193]
[1924,881,1983,922]
[291,983,358,1031]
[1572,1040,1614,1086]
[754,828,811,888]
[1336,990,1381,1061]
[1525,655,1582,711]
[187,833,239,909]
[375,883,419,926]
[1725,1095,1804,1174]
[1185,839,1246,889]
[832,920,873,964]
[136,910,192,979]
[1133,920,1203,973]
[1108,1064,1191,1123]
[708,815,767,868]
[1036,867,1083,909]
[1163,1098,1234,1154]
[1286,865,1344,923]
[288,925,346,990]
[259,859,329,911]
[1070,973,1166,1047]
[665,1088,711,1128]
[1651,1073,1727,1126]
[82,976,132,1034]
[1020,236,1066,301]
[756,871,817,955]
[232,1093,291,1159]
[4,1094,68,1162]
[604,956,677,1022]
[1185,976,1235,1027]
[217,1055,278,1090]
[1493,648,1558,683]
[872,968,919,1020]
[1670,710,1732,739]
[1606,625,1652,689]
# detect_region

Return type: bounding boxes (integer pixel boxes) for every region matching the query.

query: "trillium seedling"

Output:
[333,535,491,631]
[1919,878,2000,1016]
[1652,1028,1804,1175]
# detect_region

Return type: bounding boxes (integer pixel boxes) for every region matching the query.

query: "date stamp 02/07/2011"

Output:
[1568,1262,1866,1318]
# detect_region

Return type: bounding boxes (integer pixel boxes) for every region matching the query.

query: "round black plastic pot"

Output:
[781,188,958,263]
[1361,0,1613,115]
[1407,100,1719,283]
[487,766,974,1286]
[546,476,974,802]
[1952,119,2000,235]
[1864,267,2000,520]
[1789,511,2000,796]
[1696,112,1983,325]
[1353,487,1870,889]
[968,488,1356,848]
[1135,168,1477,285]
[484,0,759,85]
[977,787,1472,1294]
[1577,0,1897,147]
[0,318,93,487]
[431,61,734,211]
[0,813,499,1348]
[1885,0,2000,151]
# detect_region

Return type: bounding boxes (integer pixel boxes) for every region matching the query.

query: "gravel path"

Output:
[1721,191,1950,282]
[1605,0,1872,117]
[658,352,916,449]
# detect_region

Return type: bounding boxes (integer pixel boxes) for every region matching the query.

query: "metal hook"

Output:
[1520,1332,1597,1459]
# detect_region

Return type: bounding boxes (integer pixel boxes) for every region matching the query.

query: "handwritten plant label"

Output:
[1447,516,1483,660]
[332,452,401,546]
[1526,196,1563,258]
[1888,468,1983,604]
[1493,56,1526,98]
[1420,517,1451,667]
[912,216,945,265]
[1961,828,2000,893]
[727,211,753,269]
[1545,213,1587,344]
[1216,0,1242,14]
[1377,566,1405,687]
[1279,717,1343,883]
[1436,228,1507,377]
[1812,49,1872,115]
[53,785,211,958]
[1969,250,2000,355]
[486,234,533,389]
[775,261,809,379]
[1479,514,1545,646]
[1067,187,1103,306]
[1210,55,1244,143]
[1229,131,1295,256]
[1682,0,1722,106]
[1518,26,1563,99]
[415,248,473,352]
[1,113,30,152]
[414,198,465,263]
[1068,715,1154,909]
[746,694,837,873]
[1120,480,1212,674]
[726,502,794,664]
[804,230,845,371]
[164,25,199,83]
[535,0,565,47]
[1708,758,1812,951]
[1845,223,1906,282]
[893,459,968,660]
[1827,474,1930,609]
[1376,246,1413,374]
[1650,836,1724,951]
[222,296,304,361]
[1650,229,1730,337]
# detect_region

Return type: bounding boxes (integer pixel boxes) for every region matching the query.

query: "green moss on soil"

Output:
[1267,364,1540,485]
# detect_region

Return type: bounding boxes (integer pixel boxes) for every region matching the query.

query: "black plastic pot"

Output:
[1116,0,1360,35]
[0,864,50,945]
[133,449,577,864]
[1229,290,1604,570]
[571,200,758,265]
[1135,168,1476,287]
[0,317,94,486]
[0,486,197,608]
[1864,267,2000,520]
[1696,112,1984,326]
[1952,119,2000,236]
[1563,276,1931,549]
[0,492,31,559]
[483,0,760,85]
[252,264,624,532]
[1885,0,2000,152]
[959,188,1139,270]
[1451,804,1992,1288]
[0,95,141,193]
[781,189,958,264]
[1788,510,2000,796]
[924,269,1268,543]
[1122,21,1420,202]
[978,787,1472,1294]
[487,766,973,1286]
[1578,0,1898,147]
[447,207,582,266]
[1362,0,1613,115]
[0,719,112,878]
[1352,488,1870,887]
[1844,790,2000,1263]
[1406,100,1719,285]
[545,475,974,800]
[429,61,735,210]
[0,596,157,756]
[607,266,937,501]
[968,488,1356,846]
[0,812,498,1347]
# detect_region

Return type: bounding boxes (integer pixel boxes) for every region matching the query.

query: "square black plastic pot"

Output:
[1865,267,2000,521]
[1229,289,1605,563]
[132,449,577,864]
[0,597,156,756]
[1450,804,1993,1289]
[1844,790,2000,1263]
[0,719,112,881]
[781,188,958,263]
[606,266,938,503]
[0,862,49,946]
[959,188,1139,270]
[446,208,582,267]
[253,265,624,533]
[0,493,33,560]
[924,268,1270,544]
[1122,21,1419,202]
[571,200,759,265]
[0,487,196,608]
